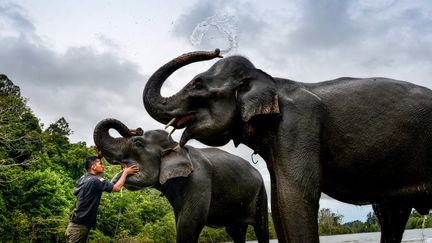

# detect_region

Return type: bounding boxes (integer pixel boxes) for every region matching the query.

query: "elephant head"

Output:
[143,49,280,147]
[93,118,193,190]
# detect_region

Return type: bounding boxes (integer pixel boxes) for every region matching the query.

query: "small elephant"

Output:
[93,118,269,243]
[143,49,432,243]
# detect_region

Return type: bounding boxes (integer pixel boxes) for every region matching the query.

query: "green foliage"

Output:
[267,213,278,239]
[0,75,86,242]
[319,208,350,235]
[97,188,174,240]
[28,215,69,242]
[0,75,41,168]
[197,212,279,242]
[1,210,30,242]
[319,208,378,236]
[343,220,367,233]
[406,211,432,229]
[363,212,380,232]
[199,226,230,242]
[0,74,20,95]
[45,117,72,145]
[139,214,176,242]
[89,229,111,243]
[15,169,72,217]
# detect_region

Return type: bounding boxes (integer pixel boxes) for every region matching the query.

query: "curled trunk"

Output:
[143,49,222,124]
[93,118,143,163]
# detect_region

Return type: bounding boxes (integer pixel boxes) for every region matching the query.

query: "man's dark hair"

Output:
[84,156,99,171]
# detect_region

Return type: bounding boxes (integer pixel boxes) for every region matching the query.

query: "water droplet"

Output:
[190,14,238,55]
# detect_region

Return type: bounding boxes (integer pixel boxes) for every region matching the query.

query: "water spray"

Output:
[190,14,239,55]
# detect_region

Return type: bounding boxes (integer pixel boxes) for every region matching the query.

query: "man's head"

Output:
[84,156,104,175]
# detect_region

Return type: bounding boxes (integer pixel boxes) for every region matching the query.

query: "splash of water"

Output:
[190,14,238,55]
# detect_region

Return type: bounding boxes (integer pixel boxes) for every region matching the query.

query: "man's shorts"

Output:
[65,221,90,243]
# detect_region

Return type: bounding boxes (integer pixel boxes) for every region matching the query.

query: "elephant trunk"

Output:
[93,118,143,163]
[143,49,222,125]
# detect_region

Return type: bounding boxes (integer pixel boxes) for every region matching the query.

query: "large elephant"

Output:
[93,118,269,243]
[142,49,432,243]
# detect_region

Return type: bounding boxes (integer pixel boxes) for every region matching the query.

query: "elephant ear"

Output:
[159,147,194,185]
[236,69,280,122]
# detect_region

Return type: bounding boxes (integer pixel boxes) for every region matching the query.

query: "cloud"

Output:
[288,0,360,50]
[0,4,154,144]
[172,0,217,38]
[0,2,35,36]
[97,35,121,51]
[235,0,432,85]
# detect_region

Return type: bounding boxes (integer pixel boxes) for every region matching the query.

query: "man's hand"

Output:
[123,164,139,175]
[112,165,139,192]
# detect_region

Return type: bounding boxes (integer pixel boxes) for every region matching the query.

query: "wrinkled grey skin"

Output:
[93,118,269,243]
[143,49,432,243]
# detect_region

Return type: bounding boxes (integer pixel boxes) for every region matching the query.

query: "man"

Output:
[65,156,138,243]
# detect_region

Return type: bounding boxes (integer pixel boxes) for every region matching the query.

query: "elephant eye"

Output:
[195,83,204,90]
[133,139,144,147]
[192,79,205,90]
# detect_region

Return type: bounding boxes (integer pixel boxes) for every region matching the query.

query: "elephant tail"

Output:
[254,183,269,243]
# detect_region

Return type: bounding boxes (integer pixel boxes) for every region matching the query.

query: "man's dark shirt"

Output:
[71,172,113,228]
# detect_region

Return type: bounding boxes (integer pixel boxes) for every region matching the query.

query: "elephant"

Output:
[93,118,269,243]
[142,49,432,243]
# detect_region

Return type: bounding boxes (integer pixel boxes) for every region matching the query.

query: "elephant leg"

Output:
[254,184,269,243]
[254,224,269,243]
[275,190,319,243]
[269,170,287,241]
[175,213,206,243]
[271,162,320,243]
[226,224,248,243]
[373,202,411,243]
[173,185,211,243]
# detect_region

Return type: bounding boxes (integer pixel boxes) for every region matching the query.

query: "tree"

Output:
[0,74,20,95]
[0,75,40,240]
[364,211,380,232]
[318,208,351,235]
[45,117,72,147]
[343,220,367,233]
[0,75,83,241]
[406,210,432,229]
[0,74,42,170]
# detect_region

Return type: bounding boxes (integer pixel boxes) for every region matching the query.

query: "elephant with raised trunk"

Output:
[93,118,269,243]
[143,49,432,243]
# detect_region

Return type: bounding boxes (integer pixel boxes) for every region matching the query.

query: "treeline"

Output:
[318,206,432,236]
[1,74,431,242]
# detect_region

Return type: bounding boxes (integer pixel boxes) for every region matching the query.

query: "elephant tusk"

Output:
[168,128,176,137]
[165,117,177,129]
[173,144,181,151]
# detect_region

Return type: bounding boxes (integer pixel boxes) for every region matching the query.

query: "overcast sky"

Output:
[2,0,432,223]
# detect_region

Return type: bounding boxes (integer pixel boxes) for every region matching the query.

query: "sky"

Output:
[1,0,432,223]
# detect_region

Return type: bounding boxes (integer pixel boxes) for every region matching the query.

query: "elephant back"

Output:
[194,147,264,189]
